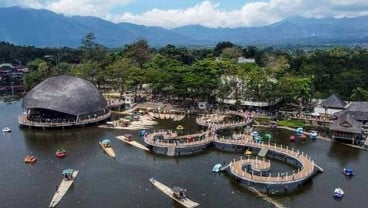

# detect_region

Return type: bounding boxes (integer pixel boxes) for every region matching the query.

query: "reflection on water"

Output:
[1,100,368,208]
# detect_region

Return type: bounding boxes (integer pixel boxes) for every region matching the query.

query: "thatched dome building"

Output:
[19,75,110,128]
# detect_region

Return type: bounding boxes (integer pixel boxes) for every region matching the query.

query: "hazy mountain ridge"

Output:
[1,6,368,47]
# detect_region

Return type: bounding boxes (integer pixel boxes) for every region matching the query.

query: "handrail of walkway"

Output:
[145,132,316,183]
[18,111,111,127]
[224,138,315,183]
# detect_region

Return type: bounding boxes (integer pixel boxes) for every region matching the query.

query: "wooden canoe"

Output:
[116,136,150,151]
[149,178,199,208]
[99,142,116,158]
[49,170,79,208]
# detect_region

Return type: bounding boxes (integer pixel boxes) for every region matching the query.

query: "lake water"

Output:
[1,100,368,208]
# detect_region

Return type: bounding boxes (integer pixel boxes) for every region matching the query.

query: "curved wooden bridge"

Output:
[143,111,320,191]
[222,137,316,183]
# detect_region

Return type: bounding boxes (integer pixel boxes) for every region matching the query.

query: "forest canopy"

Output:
[2,34,368,107]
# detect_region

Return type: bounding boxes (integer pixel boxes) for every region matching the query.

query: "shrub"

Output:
[277,120,305,128]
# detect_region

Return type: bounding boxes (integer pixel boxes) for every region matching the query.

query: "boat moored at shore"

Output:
[212,163,223,173]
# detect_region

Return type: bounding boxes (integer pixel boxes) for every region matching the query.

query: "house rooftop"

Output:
[320,94,346,109]
[334,101,368,122]
[330,112,362,134]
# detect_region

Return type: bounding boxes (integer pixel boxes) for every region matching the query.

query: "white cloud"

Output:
[118,0,368,28]
[2,0,368,28]
[2,0,131,19]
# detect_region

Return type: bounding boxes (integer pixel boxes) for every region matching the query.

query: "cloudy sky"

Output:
[2,0,368,28]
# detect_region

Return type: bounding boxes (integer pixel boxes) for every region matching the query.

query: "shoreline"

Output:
[253,124,368,151]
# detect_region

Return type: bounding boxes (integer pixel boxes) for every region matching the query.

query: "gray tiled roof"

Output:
[320,94,346,109]
[334,101,368,121]
[330,112,362,133]
[22,75,107,116]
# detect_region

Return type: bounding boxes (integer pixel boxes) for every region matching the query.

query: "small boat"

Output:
[149,178,199,208]
[342,168,355,176]
[295,127,304,135]
[124,134,133,141]
[254,136,262,143]
[212,163,223,173]
[245,149,252,156]
[99,139,116,158]
[289,135,296,142]
[24,155,37,164]
[263,133,272,141]
[176,125,184,130]
[310,131,318,141]
[333,188,344,199]
[251,131,259,138]
[55,148,66,158]
[139,129,147,136]
[300,134,307,140]
[49,169,79,208]
[2,127,11,132]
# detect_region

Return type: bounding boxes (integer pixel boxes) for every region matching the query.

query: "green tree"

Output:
[220,47,243,63]
[351,87,368,101]
[123,39,152,68]
[277,76,313,111]
[214,41,235,56]
[106,58,139,97]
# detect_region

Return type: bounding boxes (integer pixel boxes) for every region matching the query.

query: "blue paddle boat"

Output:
[212,164,223,173]
[310,131,318,141]
[342,168,355,176]
[333,188,344,199]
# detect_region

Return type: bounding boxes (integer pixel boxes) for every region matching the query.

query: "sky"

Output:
[2,0,368,28]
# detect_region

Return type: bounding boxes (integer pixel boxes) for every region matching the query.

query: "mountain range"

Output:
[1,6,368,48]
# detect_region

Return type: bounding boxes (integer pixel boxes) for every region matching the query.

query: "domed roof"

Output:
[22,75,107,116]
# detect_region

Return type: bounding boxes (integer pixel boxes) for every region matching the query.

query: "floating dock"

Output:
[149,178,200,208]
[116,136,150,151]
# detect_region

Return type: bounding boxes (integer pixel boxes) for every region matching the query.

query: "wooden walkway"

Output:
[149,178,200,208]
[116,136,150,151]
[176,132,206,139]
[145,111,253,149]
[222,136,316,183]
[145,132,318,184]
[143,112,319,186]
